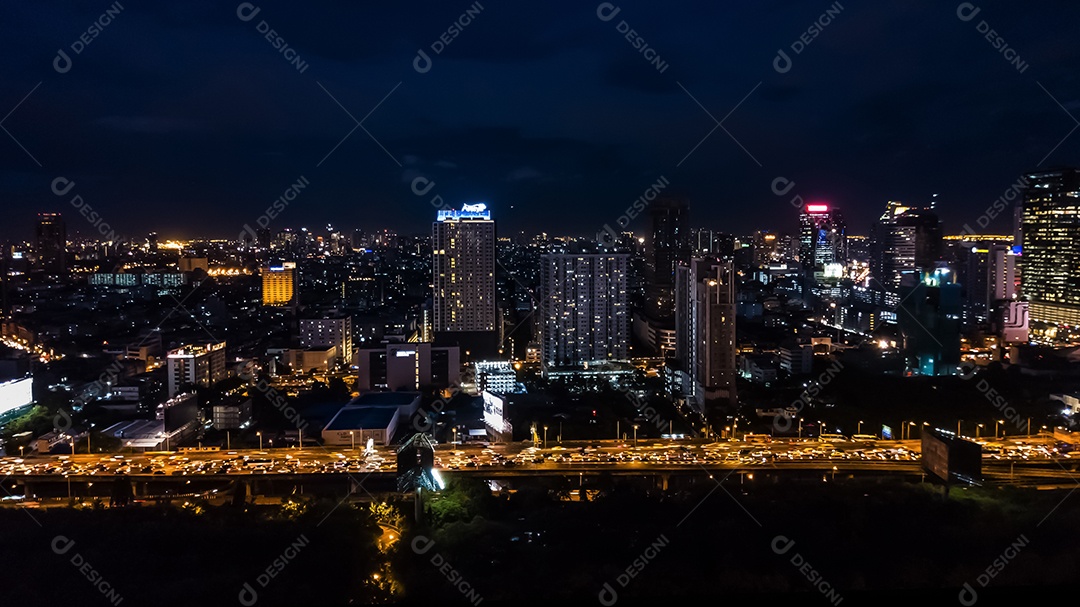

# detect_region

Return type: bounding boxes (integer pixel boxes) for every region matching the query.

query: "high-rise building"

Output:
[692,228,733,257]
[870,201,942,291]
[541,252,629,367]
[752,230,782,268]
[898,269,960,376]
[1020,168,1080,326]
[300,316,353,366]
[645,198,689,320]
[166,342,227,397]
[675,258,737,412]
[798,204,846,271]
[262,261,296,307]
[35,213,67,274]
[987,243,1017,308]
[432,204,497,334]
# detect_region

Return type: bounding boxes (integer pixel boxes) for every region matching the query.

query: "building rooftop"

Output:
[348,392,420,407]
[324,406,397,431]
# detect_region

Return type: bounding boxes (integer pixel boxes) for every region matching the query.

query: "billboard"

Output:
[482,391,504,429]
[922,428,981,483]
[0,378,33,416]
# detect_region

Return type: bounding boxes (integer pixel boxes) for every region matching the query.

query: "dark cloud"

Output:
[2,1,1080,240]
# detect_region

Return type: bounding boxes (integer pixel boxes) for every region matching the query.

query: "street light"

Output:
[857,420,863,435]
[633,424,639,448]
[908,421,916,441]
[543,425,548,447]
[976,423,984,438]
[257,431,263,451]
[350,431,355,451]
[957,420,962,437]
[996,419,1004,439]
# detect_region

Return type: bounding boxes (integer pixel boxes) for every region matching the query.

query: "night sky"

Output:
[3,1,1079,241]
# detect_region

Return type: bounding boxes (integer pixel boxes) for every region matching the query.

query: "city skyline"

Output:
[5,4,1080,605]
[3,3,1080,241]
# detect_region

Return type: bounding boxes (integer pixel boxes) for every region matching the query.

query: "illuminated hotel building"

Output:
[540,252,629,367]
[432,204,497,333]
[262,261,296,307]
[166,341,226,397]
[1021,168,1080,326]
[798,204,846,271]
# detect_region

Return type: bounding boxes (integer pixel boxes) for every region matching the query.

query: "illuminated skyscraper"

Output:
[870,201,942,291]
[432,204,498,357]
[1021,168,1080,325]
[798,204,846,271]
[262,261,296,307]
[35,212,67,274]
[541,252,629,367]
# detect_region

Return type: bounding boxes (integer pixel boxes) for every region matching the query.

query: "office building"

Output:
[474,360,517,394]
[262,261,296,307]
[753,230,782,268]
[897,269,961,376]
[178,257,209,273]
[35,212,66,274]
[432,203,498,356]
[870,201,942,291]
[212,398,253,430]
[286,347,337,374]
[987,243,1017,307]
[300,316,353,365]
[166,341,227,396]
[540,252,629,367]
[1020,168,1080,326]
[355,343,460,392]
[798,204,846,271]
[645,198,689,320]
[779,341,814,375]
[675,258,737,411]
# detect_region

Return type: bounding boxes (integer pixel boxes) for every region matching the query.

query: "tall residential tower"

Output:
[540,252,629,367]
